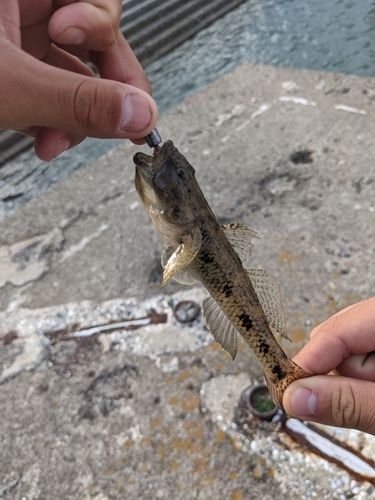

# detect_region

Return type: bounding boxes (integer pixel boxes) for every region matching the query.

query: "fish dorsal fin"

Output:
[202,296,238,359]
[222,223,259,267]
[161,244,197,285]
[161,228,202,287]
[246,268,290,341]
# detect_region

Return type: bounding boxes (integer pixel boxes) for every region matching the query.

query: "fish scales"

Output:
[134,140,309,407]
[191,205,307,405]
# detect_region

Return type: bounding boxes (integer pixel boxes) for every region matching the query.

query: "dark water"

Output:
[1,0,375,217]
[149,0,375,111]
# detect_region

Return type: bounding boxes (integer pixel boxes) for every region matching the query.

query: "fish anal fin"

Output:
[246,267,290,341]
[202,296,238,359]
[161,229,201,287]
[222,223,259,268]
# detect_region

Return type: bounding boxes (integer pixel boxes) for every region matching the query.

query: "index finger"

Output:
[293,297,375,375]
[48,1,152,94]
[49,0,122,50]
[97,35,152,94]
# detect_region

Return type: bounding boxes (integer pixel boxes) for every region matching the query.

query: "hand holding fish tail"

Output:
[283,297,375,434]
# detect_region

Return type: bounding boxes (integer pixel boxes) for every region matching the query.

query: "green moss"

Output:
[252,388,275,413]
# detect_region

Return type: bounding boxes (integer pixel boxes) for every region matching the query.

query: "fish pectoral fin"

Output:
[222,223,260,268]
[161,244,197,286]
[246,267,291,341]
[202,296,238,359]
[161,229,201,287]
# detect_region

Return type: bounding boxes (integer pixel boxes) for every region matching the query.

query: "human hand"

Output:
[0,1,157,160]
[283,297,375,434]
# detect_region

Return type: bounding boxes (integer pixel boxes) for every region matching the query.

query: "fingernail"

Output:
[50,139,70,160]
[57,27,85,45]
[121,94,152,133]
[289,387,317,416]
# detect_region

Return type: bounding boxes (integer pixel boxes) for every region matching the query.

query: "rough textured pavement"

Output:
[1,63,375,498]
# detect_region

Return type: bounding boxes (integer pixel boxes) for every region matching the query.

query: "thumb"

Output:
[1,45,157,139]
[283,375,375,434]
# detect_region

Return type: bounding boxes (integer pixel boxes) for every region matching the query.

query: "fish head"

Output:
[134,140,197,243]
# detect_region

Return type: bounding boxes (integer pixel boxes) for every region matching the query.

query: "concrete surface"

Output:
[1,63,375,498]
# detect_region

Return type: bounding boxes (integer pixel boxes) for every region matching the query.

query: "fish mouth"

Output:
[152,140,175,168]
[134,141,175,208]
[134,140,180,207]
[134,140,176,181]
[134,151,154,183]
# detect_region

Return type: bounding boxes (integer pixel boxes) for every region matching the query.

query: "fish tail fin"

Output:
[265,361,310,410]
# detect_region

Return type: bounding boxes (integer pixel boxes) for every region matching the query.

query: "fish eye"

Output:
[176,168,186,180]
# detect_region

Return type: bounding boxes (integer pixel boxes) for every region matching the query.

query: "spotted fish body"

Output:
[134,141,309,407]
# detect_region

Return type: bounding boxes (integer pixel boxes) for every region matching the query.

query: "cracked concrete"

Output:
[1,63,375,498]
[0,229,63,288]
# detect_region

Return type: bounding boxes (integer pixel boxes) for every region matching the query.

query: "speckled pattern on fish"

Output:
[134,140,309,407]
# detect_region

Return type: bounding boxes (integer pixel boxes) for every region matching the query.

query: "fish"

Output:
[134,140,309,408]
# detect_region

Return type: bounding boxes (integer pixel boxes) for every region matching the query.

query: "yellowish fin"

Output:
[161,244,198,285]
[161,228,201,287]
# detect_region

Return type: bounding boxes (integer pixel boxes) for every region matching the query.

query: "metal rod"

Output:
[145,128,162,148]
